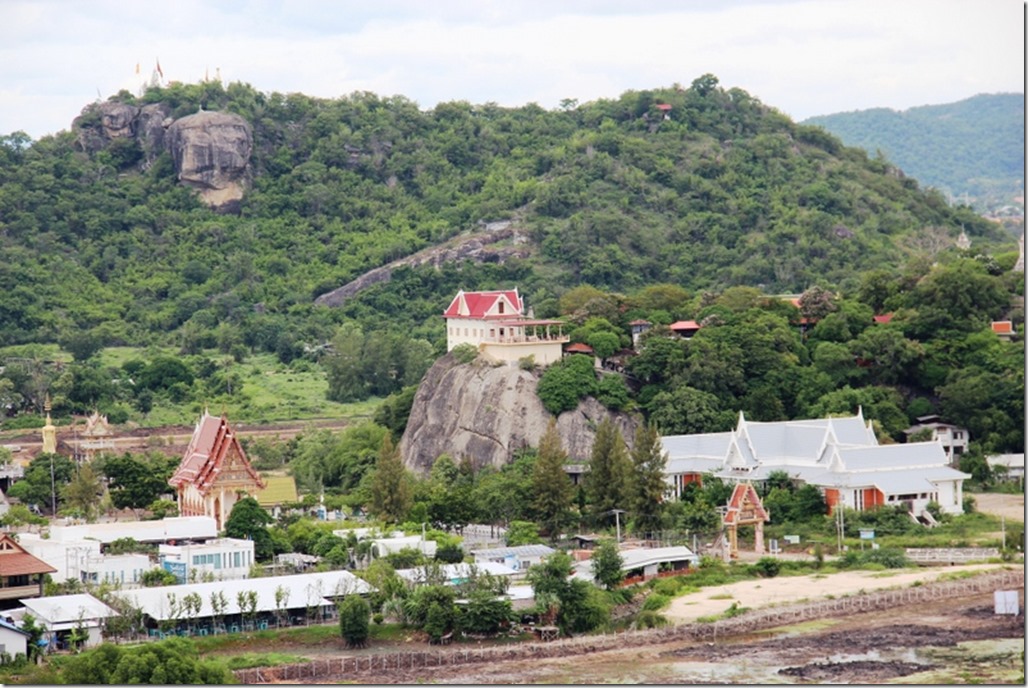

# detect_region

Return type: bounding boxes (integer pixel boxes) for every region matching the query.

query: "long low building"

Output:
[395,562,517,586]
[114,570,373,628]
[47,516,218,547]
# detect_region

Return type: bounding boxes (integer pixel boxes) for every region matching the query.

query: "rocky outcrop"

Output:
[399,352,640,474]
[166,111,253,212]
[73,103,252,212]
[315,226,530,307]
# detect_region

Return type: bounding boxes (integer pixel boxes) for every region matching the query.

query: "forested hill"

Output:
[803,93,1025,213]
[0,75,1013,352]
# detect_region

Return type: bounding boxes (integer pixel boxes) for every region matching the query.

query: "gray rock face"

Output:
[165,111,253,212]
[400,353,640,475]
[74,101,139,155]
[136,103,172,163]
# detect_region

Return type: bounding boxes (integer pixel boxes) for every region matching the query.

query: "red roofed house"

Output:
[669,320,702,339]
[0,532,55,608]
[169,411,265,530]
[443,288,569,366]
[991,321,1015,341]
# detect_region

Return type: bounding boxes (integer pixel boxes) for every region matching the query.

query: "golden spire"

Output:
[41,394,57,454]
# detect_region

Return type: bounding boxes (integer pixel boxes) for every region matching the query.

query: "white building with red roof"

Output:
[443,288,569,366]
[168,412,265,530]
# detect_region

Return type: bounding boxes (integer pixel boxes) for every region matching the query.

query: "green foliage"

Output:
[338,594,371,648]
[536,354,597,415]
[629,422,668,534]
[585,417,632,526]
[751,557,781,578]
[590,540,625,591]
[7,453,74,514]
[531,419,574,539]
[60,637,231,684]
[642,593,671,612]
[224,496,274,561]
[505,520,542,546]
[804,94,1023,212]
[140,567,179,587]
[451,343,479,364]
[370,434,412,523]
[100,452,177,511]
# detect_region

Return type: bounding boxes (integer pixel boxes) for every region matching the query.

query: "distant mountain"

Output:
[803,94,1024,215]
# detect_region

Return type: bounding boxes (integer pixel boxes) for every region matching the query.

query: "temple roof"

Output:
[168,412,264,495]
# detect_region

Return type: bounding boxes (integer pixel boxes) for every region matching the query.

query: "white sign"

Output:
[994,590,1019,615]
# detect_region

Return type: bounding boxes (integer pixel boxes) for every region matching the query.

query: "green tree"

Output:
[532,419,574,539]
[629,422,668,535]
[100,452,175,512]
[338,594,371,648]
[224,496,274,561]
[585,418,632,525]
[61,462,105,521]
[590,540,625,590]
[370,434,412,523]
[8,453,74,515]
[536,354,596,415]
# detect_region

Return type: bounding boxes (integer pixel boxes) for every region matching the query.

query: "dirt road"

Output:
[664,563,1009,623]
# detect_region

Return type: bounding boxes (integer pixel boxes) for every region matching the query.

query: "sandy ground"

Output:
[665,563,1009,623]
[973,492,1025,523]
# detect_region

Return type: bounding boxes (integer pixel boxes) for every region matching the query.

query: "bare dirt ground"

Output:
[973,492,1025,523]
[340,591,1024,684]
[664,563,1009,623]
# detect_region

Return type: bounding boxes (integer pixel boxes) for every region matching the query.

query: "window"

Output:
[193,555,201,565]
[234,552,241,568]
[498,301,505,314]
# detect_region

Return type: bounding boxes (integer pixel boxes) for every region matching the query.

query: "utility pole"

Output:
[50,453,57,517]
[607,509,627,544]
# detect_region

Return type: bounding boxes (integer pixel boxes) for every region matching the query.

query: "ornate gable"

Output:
[169,412,264,496]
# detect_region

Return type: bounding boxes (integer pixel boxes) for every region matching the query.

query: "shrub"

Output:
[642,593,671,612]
[652,577,684,596]
[451,343,479,364]
[536,354,596,415]
[752,557,781,578]
[634,610,668,629]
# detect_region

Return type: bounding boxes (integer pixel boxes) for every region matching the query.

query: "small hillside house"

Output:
[443,289,568,366]
[169,412,265,530]
[662,410,970,518]
[902,415,969,465]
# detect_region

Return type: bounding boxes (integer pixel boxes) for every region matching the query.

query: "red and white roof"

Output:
[443,289,523,319]
[169,412,264,495]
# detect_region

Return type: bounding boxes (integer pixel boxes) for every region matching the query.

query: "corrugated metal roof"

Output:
[19,594,116,624]
[116,570,373,621]
[470,544,555,559]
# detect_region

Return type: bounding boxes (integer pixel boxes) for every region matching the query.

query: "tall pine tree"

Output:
[630,421,668,536]
[532,418,574,540]
[370,434,412,523]
[585,417,632,526]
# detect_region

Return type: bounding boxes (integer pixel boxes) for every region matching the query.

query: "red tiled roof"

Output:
[0,534,56,577]
[669,320,701,332]
[992,321,1014,335]
[654,103,673,111]
[873,313,895,324]
[169,412,265,495]
[565,342,594,354]
[629,320,651,326]
[443,289,523,319]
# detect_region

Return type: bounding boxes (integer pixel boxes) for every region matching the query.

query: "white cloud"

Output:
[0,0,1021,138]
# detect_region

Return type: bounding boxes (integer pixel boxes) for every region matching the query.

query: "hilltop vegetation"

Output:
[804,93,1025,214]
[0,75,1021,459]
[0,75,1011,354]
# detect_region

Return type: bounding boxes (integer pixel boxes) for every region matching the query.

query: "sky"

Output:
[1,0,1023,140]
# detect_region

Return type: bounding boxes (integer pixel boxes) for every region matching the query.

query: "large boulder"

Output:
[165,110,253,212]
[74,101,139,154]
[400,352,640,474]
[136,103,173,164]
